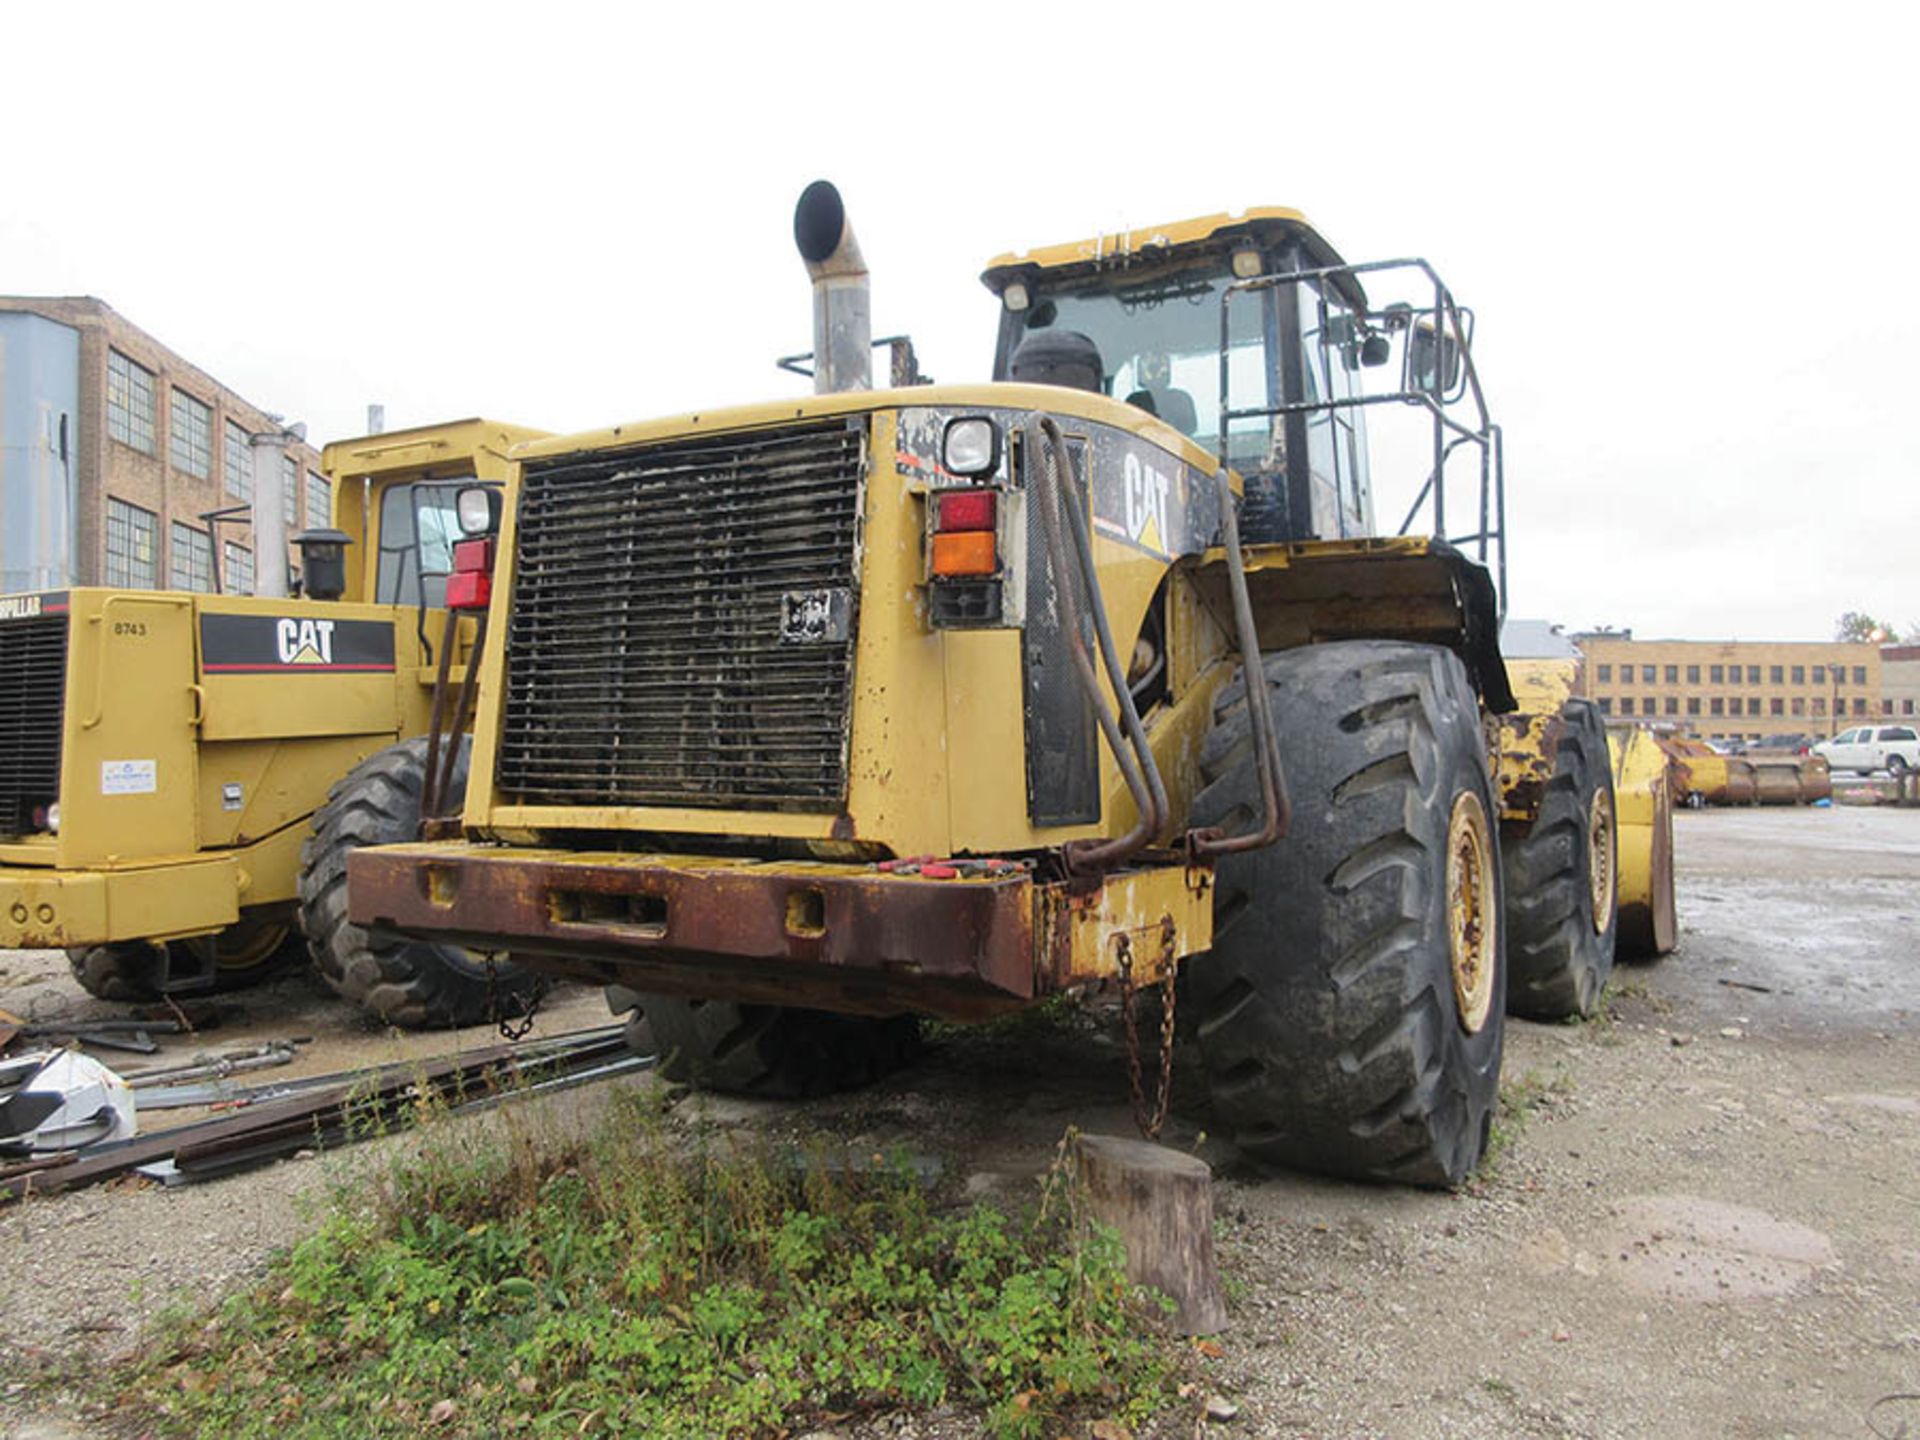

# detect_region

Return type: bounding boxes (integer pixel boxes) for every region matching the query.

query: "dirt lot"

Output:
[2,805,1918,1438]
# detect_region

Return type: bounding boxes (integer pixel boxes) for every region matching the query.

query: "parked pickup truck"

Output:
[1813,725,1920,775]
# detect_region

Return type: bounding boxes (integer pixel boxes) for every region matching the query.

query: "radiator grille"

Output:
[498,419,866,810]
[0,616,68,835]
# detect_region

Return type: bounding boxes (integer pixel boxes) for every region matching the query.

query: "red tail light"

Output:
[447,537,495,611]
[936,489,996,533]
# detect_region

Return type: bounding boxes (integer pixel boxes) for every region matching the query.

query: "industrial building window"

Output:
[224,541,254,594]
[1791,697,1805,716]
[1620,697,1635,715]
[1854,698,1867,716]
[1884,700,1895,716]
[1665,697,1678,715]
[1686,665,1700,683]
[1687,697,1701,715]
[1665,665,1678,683]
[1642,665,1656,683]
[105,498,157,588]
[1854,666,1868,685]
[1748,666,1761,684]
[282,455,300,525]
[306,473,331,529]
[1770,698,1785,716]
[1597,664,1611,683]
[1790,665,1805,684]
[1643,696,1656,714]
[168,522,214,592]
[1814,698,1827,716]
[1769,665,1784,684]
[106,350,157,455]
[1711,697,1724,716]
[1710,664,1724,683]
[169,390,212,478]
[1729,698,1744,716]
[1905,700,1915,715]
[225,422,252,499]
[1597,697,1612,714]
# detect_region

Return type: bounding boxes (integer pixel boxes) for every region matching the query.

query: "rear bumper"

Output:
[0,860,238,950]
[348,842,1044,1020]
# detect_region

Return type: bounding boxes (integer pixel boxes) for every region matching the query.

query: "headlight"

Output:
[456,486,500,536]
[46,803,60,834]
[942,418,1000,478]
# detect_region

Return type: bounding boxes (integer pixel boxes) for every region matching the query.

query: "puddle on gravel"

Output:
[1597,1195,1837,1301]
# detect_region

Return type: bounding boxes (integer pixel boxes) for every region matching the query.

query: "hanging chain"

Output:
[1116,930,1178,1140]
[485,952,548,1043]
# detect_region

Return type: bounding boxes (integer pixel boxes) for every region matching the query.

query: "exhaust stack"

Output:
[794,180,870,394]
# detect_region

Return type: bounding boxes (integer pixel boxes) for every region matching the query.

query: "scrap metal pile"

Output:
[0,1020,650,1201]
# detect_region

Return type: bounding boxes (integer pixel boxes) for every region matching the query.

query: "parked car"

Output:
[1752,732,1818,756]
[1812,725,1920,775]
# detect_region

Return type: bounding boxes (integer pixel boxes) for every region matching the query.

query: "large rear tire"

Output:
[1502,699,1618,1019]
[1184,641,1506,1188]
[66,942,164,1002]
[299,737,540,1028]
[67,915,301,1001]
[641,996,921,1099]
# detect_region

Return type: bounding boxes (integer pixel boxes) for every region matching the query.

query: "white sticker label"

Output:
[222,782,245,811]
[101,759,158,796]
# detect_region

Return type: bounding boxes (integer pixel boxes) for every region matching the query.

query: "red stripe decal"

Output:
[202,662,396,673]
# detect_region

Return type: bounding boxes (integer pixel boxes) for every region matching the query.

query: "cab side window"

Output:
[375,479,488,609]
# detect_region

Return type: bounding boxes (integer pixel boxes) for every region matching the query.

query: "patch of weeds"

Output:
[923,989,1089,1047]
[88,1092,1182,1439]
[1480,1374,1517,1399]
[1484,1066,1575,1169]
[1565,974,1663,1037]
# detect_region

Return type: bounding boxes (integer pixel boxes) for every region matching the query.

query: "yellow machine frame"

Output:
[0,419,543,962]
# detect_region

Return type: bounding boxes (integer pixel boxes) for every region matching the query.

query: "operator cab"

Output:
[983,209,1378,545]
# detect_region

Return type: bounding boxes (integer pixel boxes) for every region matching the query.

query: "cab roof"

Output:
[981,207,1363,308]
[321,418,551,479]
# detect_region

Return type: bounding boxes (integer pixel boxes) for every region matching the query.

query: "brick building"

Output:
[0,296,327,595]
[1877,645,1920,723]
[1574,633,1883,744]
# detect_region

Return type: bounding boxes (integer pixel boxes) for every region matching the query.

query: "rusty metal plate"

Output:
[349,844,1036,1021]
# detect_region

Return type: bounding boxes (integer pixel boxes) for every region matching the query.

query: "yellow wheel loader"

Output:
[350,185,1667,1182]
[0,418,549,1028]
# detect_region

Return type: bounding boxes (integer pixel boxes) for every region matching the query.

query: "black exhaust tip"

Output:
[794,180,846,264]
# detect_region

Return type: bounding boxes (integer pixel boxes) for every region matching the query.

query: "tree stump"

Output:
[1072,1132,1228,1335]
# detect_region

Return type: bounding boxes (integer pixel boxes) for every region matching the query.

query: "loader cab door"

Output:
[1288,263,1373,541]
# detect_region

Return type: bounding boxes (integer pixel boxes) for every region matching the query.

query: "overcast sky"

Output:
[8,3,1913,641]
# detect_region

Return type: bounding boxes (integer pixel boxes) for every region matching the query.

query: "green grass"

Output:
[77,1093,1183,1439]
[1484,1066,1574,1169]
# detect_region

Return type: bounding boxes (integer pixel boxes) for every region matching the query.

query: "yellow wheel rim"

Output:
[213,921,290,972]
[1587,787,1617,934]
[1446,791,1497,1035]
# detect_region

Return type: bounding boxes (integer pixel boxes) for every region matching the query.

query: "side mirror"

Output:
[456,486,503,537]
[1409,323,1462,393]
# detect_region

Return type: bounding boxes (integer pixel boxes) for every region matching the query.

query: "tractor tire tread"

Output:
[1183,640,1505,1188]
[299,737,537,1029]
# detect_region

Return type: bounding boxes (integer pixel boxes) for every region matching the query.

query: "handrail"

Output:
[1187,467,1291,860]
[1216,256,1507,621]
[1028,416,1166,873]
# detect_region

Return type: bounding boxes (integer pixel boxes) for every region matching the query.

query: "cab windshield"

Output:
[994,266,1275,464]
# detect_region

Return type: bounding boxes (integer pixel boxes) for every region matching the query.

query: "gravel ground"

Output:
[3,805,1918,1438]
